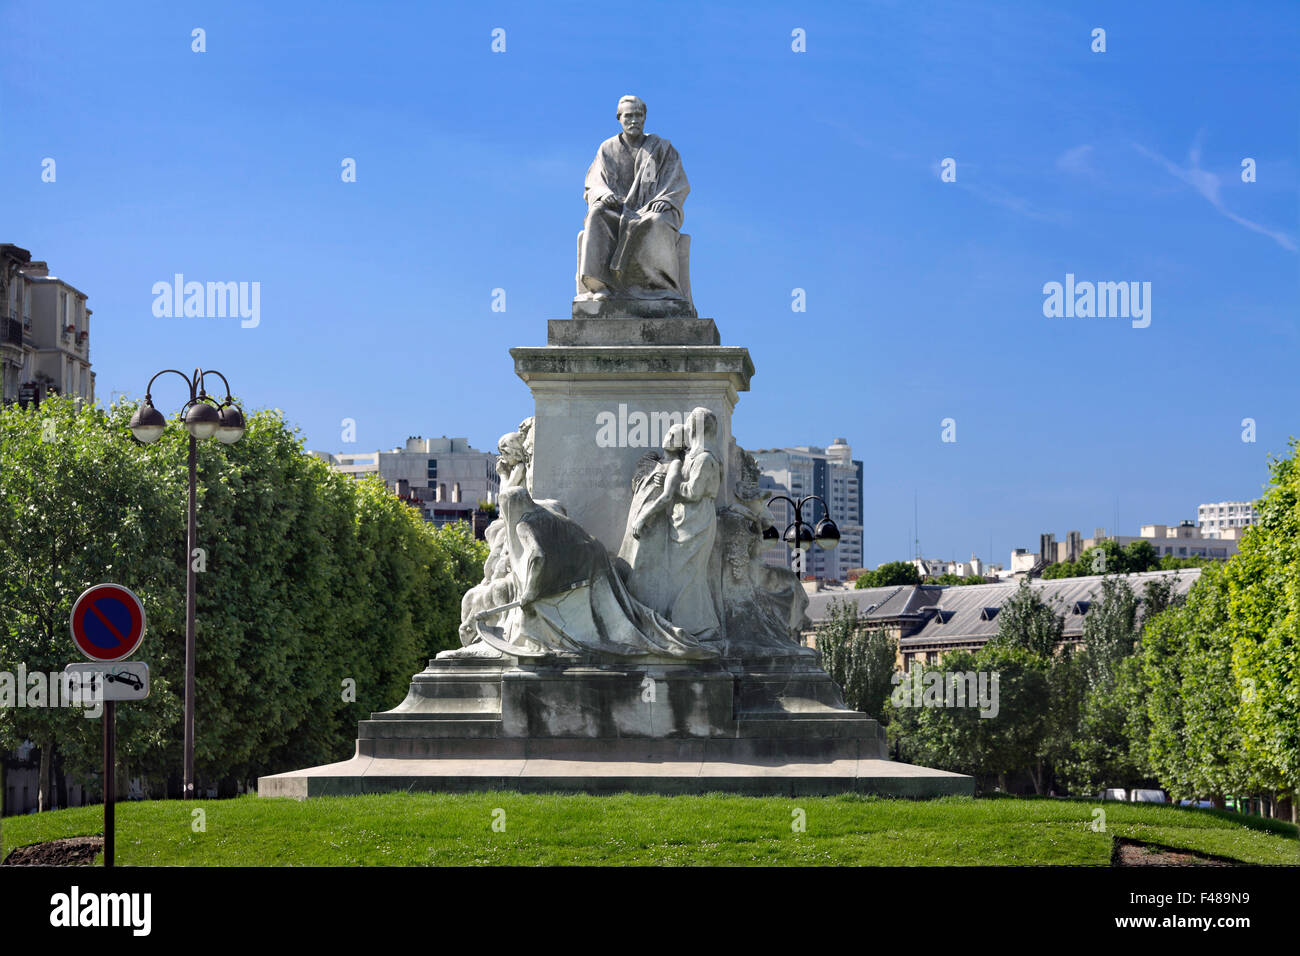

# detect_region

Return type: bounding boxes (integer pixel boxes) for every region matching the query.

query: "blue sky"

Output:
[3,0,1297,568]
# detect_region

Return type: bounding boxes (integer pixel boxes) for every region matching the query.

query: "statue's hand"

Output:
[647,200,671,214]
[631,522,644,540]
[598,193,622,210]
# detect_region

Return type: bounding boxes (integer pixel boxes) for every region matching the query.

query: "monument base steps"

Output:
[258,657,974,799]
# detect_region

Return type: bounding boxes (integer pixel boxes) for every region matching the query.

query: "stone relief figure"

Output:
[517,416,535,492]
[576,95,692,312]
[497,428,529,491]
[661,407,723,640]
[442,485,718,662]
[456,518,514,651]
[617,423,687,616]
[714,443,815,657]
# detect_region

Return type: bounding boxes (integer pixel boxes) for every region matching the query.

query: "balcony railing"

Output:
[3,316,22,347]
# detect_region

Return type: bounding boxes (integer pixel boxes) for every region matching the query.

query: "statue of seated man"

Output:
[578,95,691,306]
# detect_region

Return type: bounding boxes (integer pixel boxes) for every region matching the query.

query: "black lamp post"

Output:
[765,494,840,576]
[128,368,245,800]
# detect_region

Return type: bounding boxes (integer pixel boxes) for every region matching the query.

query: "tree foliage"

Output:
[1139,438,1299,807]
[0,397,486,801]
[816,600,896,720]
[854,561,920,589]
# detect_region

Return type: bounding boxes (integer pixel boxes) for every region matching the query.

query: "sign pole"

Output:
[104,699,115,868]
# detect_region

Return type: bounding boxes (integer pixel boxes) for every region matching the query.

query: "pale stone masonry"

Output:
[1,244,95,405]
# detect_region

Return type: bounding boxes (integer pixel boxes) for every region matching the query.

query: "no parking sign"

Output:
[68,583,148,869]
[70,584,146,662]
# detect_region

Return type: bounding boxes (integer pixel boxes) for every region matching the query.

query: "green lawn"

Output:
[3,793,1297,866]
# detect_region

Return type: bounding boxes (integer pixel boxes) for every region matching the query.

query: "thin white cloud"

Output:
[1056,144,1094,176]
[1135,138,1297,253]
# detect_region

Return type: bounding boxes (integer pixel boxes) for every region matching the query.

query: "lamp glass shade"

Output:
[784,523,814,552]
[761,524,779,541]
[184,402,220,440]
[129,403,166,444]
[216,406,246,444]
[815,518,841,550]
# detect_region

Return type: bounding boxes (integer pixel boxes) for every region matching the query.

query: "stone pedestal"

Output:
[512,316,753,551]
[258,657,973,798]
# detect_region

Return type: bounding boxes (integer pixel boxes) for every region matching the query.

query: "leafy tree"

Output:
[1141,565,1247,803]
[0,397,183,808]
[928,573,988,586]
[1159,554,1215,571]
[989,579,1064,658]
[1041,561,1077,580]
[1059,578,1144,793]
[0,398,487,805]
[854,561,921,589]
[1076,541,1126,577]
[1222,439,1300,817]
[889,643,1070,794]
[816,600,896,720]
[1137,440,1300,818]
[1123,540,1160,573]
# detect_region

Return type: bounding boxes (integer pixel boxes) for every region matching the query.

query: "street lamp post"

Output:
[128,368,245,799]
[765,494,841,577]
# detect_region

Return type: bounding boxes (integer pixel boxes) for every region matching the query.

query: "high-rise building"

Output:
[752,438,864,582]
[312,436,499,526]
[1197,500,1258,538]
[1,244,94,405]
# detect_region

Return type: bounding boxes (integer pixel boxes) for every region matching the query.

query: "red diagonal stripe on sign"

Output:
[88,599,128,645]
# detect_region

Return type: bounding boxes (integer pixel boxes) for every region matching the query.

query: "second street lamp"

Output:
[765,493,840,576]
[129,368,244,800]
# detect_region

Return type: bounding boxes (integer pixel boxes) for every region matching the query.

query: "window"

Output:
[427,458,438,480]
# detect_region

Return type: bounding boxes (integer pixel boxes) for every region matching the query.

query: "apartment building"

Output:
[1,244,95,405]
[313,435,499,526]
[752,438,864,582]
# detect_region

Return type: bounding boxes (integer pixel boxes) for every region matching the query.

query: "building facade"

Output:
[1,244,95,405]
[1023,519,1239,572]
[313,436,499,526]
[804,568,1203,670]
[753,438,864,583]
[1196,500,1258,538]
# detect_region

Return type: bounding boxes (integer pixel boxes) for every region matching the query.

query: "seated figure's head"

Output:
[497,430,524,465]
[617,95,646,137]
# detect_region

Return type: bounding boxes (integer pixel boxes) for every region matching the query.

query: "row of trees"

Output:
[820,440,1298,815]
[1042,538,1210,579]
[0,397,487,809]
[852,559,991,589]
[854,538,1213,592]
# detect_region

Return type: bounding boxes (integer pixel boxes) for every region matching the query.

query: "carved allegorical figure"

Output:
[444,419,716,662]
[577,95,692,309]
[617,422,688,617]
[446,485,717,662]
[618,407,722,641]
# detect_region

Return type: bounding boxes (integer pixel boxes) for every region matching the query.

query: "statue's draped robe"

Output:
[664,447,722,637]
[474,502,717,661]
[618,453,676,616]
[580,133,690,297]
